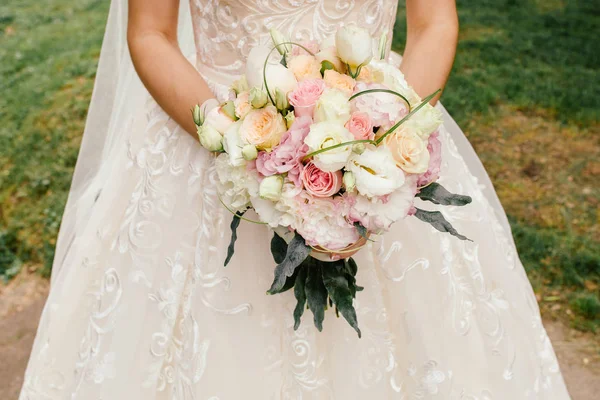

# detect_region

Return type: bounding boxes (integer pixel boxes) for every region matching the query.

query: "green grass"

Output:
[1,0,599,331]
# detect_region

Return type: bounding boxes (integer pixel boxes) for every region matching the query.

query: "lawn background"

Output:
[1,0,599,330]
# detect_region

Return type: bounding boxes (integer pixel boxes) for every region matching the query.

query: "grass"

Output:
[1,0,599,330]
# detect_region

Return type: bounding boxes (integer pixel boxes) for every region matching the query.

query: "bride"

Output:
[20,0,571,399]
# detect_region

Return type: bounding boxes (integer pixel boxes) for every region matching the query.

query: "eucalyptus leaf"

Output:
[267,233,311,294]
[224,211,245,266]
[322,261,362,337]
[293,265,308,330]
[417,182,472,206]
[305,261,328,332]
[414,208,472,241]
[344,258,358,277]
[271,233,288,264]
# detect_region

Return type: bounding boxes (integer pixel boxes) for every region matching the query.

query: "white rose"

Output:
[314,89,351,123]
[198,124,223,152]
[259,175,284,201]
[215,153,259,213]
[384,128,430,174]
[335,26,373,73]
[246,46,297,96]
[205,105,235,134]
[346,146,405,197]
[222,121,247,167]
[304,121,355,172]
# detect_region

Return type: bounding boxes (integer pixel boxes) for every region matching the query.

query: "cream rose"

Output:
[288,54,322,81]
[346,146,405,197]
[314,89,351,124]
[323,69,356,96]
[239,105,287,151]
[304,121,355,172]
[384,129,430,174]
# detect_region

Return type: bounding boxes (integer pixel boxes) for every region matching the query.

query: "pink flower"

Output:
[301,162,343,198]
[255,116,312,187]
[417,130,442,187]
[352,82,408,130]
[288,79,326,118]
[291,40,320,56]
[345,112,374,140]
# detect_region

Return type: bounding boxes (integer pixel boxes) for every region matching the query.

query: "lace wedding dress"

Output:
[20,1,571,399]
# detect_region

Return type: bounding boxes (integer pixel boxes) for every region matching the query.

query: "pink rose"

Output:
[417,130,442,187]
[255,116,312,187]
[345,112,374,140]
[288,79,326,118]
[301,162,343,198]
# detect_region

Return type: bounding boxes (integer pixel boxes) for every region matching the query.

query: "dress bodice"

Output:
[190,0,399,86]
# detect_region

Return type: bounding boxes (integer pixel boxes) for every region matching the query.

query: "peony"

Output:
[197,124,223,152]
[288,79,325,118]
[301,162,343,197]
[323,69,356,96]
[234,91,252,119]
[246,45,298,96]
[352,82,407,130]
[417,130,442,187]
[346,146,405,197]
[255,116,312,187]
[214,153,259,213]
[304,121,354,172]
[314,89,351,124]
[288,54,322,81]
[385,128,430,174]
[335,26,373,74]
[239,105,287,151]
[222,121,247,167]
[345,111,374,140]
[345,175,418,231]
[295,195,360,251]
[205,105,236,134]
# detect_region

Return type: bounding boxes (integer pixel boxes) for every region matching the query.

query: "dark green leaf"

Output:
[293,265,308,330]
[353,222,369,241]
[305,261,328,332]
[224,211,245,266]
[280,55,287,67]
[320,60,335,75]
[322,261,362,337]
[417,182,472,206]
[271,233,288,264]
[345,258,358,277]
[414,208,472,241]
[267,233,311,294]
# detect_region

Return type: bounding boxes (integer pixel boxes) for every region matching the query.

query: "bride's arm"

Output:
[128,0,213,136]
[400,0,459,104]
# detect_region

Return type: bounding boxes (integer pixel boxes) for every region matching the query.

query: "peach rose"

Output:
[356,66,373,83]
[234,91,252,119]
[323,69,356,96]
[345,112,373,140]
[288,54,322,81]
[239,105,287,151]
[384,129,430,174]
[301,162,343,198]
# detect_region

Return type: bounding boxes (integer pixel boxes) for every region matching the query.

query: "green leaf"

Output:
[320,60,335,75]
[414,208,472,241]
[417,182,472,206]
[345,258,358,277]
[293,265,308,330]
[224,211,245,266]
[353,222,371,242]
[322,261,362,338]
[271,233,288,264]
[305,261,328,331]
[267,233,311,294]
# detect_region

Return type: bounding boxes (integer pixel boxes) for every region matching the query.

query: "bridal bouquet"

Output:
[192,26,472,337]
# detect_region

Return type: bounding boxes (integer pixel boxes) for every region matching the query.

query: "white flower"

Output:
[343,171,356,191]
[346,175,417,231]
[384,128,430,174]
[259,175,284,201]
[205,105,236,134]
[241,144,258,161]
[197,124,223,152]
[246,45,297,96]
[410,104,443,138]
[249,87,268,108]
[314,89,351,123]
[304,121,355,172]
[270,28,291,55]
[346,146,405,197]
[251,182,300,227]
[222,121,247,167]
[215,153,259,213]
[335,26,373,73]
[367,60,416,101]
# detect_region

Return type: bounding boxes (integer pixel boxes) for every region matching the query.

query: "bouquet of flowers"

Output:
[193,26,472,337]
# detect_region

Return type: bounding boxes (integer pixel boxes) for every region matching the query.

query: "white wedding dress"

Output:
[20,1,571,399]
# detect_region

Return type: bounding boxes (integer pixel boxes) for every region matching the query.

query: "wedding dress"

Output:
[20,1,571,399]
